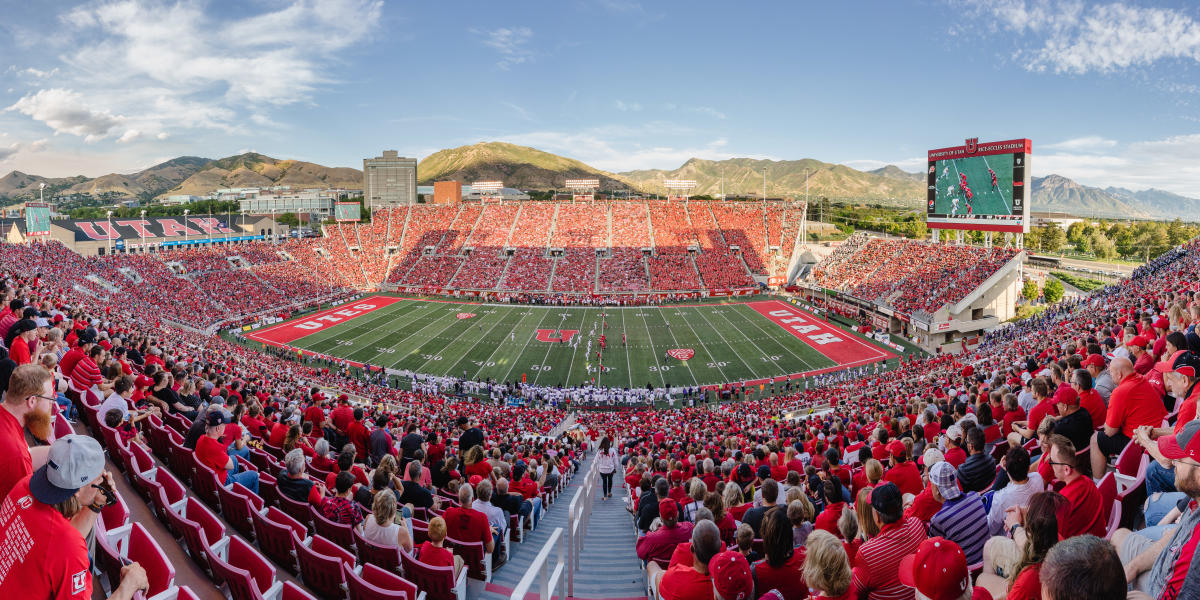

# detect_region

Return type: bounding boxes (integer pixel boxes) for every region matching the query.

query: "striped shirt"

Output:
[851,516,926,600]
[70,355,102,392]
[929,492,990,566]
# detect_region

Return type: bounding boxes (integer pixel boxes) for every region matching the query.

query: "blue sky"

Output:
[2,0,1199,195]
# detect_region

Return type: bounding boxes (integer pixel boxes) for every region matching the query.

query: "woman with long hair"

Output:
[978,491,1066,600]
[802,530,854,600]
[751,507,806,600]
[596,436,618,500]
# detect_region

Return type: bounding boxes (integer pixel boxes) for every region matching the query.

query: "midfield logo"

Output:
[535,329,578,343]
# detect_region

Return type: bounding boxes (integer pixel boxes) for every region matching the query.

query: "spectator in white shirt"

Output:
[986,446,1043,536]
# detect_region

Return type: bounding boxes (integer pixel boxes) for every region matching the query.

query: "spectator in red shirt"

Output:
[418,516,464,580]
[320,471,364,528]
[0,434,149,600]
[1070,369,1108,430]
[1090,356,1167,477]
[7,320,39,365]
[943,425,968,468]
[850,482,927,600]
[752,507,807,600]
[0,365,55,499]
[1046,435,1104,538]
[637,498,694,566]
[195,411,259,495]
[346,407,370,459]
[978,491,1065,600]
[442,482,495,556]
[883,439,923,497]
[896,536,988,600]
[646,519,723,600]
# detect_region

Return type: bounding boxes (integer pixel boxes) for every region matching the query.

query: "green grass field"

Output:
[249,295,898,389]
[932,154,1014,217]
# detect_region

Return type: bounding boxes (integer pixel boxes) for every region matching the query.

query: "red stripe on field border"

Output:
[245,296,403,347]
[747,299,896,366]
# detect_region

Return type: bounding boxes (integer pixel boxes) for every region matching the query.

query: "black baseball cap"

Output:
[870,482,903,520]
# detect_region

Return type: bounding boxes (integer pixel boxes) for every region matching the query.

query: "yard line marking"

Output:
[562,308,592,387]
[636,310,668,387]
[296,299,428,362]
[471,308,542,381]
[414,307,499,373]
[499,309,560,384]
[387,303,475,370]
[726,304,817,373]
[330,301,440,365]
[705,306,792,376]
[681,306,763,382]
[655,309,708,386]
[444,306,517,379]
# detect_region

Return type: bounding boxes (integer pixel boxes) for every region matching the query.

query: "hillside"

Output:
[620,157,925,204]
[0,171,89,204]
[163,153,361,197]
[869,165,925,183]
[417,142,636,190]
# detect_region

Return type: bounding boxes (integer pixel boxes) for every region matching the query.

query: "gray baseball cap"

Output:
[30,435,105,504]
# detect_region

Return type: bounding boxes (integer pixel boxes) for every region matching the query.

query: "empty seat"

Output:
[402,547,467,600]
[99,487,130,531]
[152,468,188,530]
[252,506,309,575]
[296,534,357,600]
[166,496,228,576]
[208,535,283,600]
[344,562,419,600]
[218,482,258,540]
[95,523,177,597]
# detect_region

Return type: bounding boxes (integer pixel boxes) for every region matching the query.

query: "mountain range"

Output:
[2,141,1198,221]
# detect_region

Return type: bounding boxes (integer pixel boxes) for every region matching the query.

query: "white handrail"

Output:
[509,527,565,600]
[567,441,600,597]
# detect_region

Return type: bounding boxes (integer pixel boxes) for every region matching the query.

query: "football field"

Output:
[245,295,896,389]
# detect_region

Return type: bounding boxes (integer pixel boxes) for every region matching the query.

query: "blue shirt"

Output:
[929,491,990,566]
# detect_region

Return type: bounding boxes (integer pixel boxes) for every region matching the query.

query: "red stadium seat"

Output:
[310,504,357,554]
[402,547,467,600]
[251,506,308,575]
[352,527,401,574]
[166,496,227,576]
[343,562,419,600]
[190,454,224,509]
[296,534,357,600]
[208,535,283,600]
[217,481,259,540]
[444,536,491,582]
[96,523,177,598]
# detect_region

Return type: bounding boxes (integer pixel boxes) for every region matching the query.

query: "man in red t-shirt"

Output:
[883,439,923,496]
[442,483,496,556]
[195,412,260,495]
[647,519,722,600]
[0,365,56,499]
[1091,357,1167,477]
[7,320,39,365]
[1046,435,1104,538]
[0,434,148,599]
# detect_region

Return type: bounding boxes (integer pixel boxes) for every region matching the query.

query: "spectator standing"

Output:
[597,436,618,499]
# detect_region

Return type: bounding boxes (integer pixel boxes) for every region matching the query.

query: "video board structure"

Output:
[927,138,1031,234]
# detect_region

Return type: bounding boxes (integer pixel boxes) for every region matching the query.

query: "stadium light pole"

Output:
[106,210,113,255]
[762,168,767,202]
[140,209,146,252]
[183,209,190,246]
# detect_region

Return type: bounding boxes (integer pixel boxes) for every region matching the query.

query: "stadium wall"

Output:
[910,253,1024,353]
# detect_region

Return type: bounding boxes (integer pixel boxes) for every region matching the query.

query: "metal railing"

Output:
[509,441,599,600]
[509,527,566,600]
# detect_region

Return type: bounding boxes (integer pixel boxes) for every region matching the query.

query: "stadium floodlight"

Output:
[662,179,697,190]
[472,181,504,203]
[564,179,600,189]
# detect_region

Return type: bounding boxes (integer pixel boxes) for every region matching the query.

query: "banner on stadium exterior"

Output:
[64,216,237,241]
[767,276,785,287]
[871,313,889,330]
[24,203,51,237]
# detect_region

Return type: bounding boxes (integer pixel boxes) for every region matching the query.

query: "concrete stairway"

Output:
[475,452,646,600]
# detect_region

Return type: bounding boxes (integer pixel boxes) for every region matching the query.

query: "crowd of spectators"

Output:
[811,237,1020,315]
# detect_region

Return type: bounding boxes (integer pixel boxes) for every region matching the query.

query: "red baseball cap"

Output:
[708,551,753,600]
[657,498,678,521]
[1129,336,1149,348]
[1154,317,1170,329]
[898,537,970,600]
[1054,385,1079,407]
[1158,421,1200,462]
[1155,350,1200,378]
[886,439,905,458]
[1082,354,1106,369]
[468,475,483,486]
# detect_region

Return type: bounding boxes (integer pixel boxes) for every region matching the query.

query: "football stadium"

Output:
[0,3,1195,600]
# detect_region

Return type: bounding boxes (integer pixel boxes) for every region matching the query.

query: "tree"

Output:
[1022,279,1039,302]
[1134,225,1170,261]
[1039,223,1066,252]
[1066,221,1090,247]
[1044,278,1065,304]
[276,212,300,227]
[1024,227,1042,252]
[1089,230,1117,259]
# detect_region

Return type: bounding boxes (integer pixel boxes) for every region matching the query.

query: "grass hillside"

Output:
[417,142,637,190]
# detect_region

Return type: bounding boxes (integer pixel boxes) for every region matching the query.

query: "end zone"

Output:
[246,296,403,347]
[747,300,897,366]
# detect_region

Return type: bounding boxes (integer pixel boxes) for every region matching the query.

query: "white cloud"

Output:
[5,0,382,143]
[473,26,533,70]
[116,129,141,144]
[0,143,20,161]
[29,138,47,152]
[1034,133,1200,195]
[6,88,123,141]
[689,106,727,120]
[1042,136,1119,152]
[965,0,1200,74]
[502,102,535,121]
[614,100,642,112]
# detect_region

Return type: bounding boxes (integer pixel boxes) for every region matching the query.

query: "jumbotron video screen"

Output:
[927,138,1031,233]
